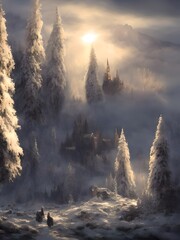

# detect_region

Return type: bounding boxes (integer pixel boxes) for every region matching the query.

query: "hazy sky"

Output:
[3,0,180,97]
[3,0,180,43]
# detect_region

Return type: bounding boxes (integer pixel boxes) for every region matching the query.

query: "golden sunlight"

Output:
[82,32,97,44]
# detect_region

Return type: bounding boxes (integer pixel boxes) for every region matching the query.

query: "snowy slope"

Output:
[0,194,179,240]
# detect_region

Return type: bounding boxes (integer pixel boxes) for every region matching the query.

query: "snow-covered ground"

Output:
[0,193,179,240]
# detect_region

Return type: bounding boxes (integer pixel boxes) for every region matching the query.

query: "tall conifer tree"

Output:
[16,0,45,125]
[147,116,172,207]
[44,8,66,120]
[85,47,103,104]
[115,129,136,198]
[0,5,23,182]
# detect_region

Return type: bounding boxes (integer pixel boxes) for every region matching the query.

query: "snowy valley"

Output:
[0,192,180,240]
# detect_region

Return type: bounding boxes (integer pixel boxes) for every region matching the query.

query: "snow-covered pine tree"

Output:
[104,59,112,82]
[102,59,112,95]
[102,60,124,96]
[115,129,136,198]
[0,5,23,182]
[22,133,39,198]
[114,128,119,148]
[112,70,124,94]
[147,116,172,209]
[17,132,40,200]
[105,173,115,192]
[28,133,40,178]
[44,8,66,120]
[63,163,77,203]
[16,0,45,125]
[85,47,103,104]
[51,127,57,151]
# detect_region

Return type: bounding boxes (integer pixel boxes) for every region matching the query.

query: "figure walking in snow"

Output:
[47,212,54,228]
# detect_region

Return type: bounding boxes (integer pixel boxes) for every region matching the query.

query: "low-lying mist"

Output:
[2,0,180,204]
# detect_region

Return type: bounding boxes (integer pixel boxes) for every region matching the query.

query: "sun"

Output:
[82,33,97,44]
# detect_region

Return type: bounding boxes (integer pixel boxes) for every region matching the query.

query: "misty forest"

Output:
[0,0,180,239]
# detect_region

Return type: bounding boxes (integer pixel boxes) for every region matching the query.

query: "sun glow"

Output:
[82,33,97,44]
